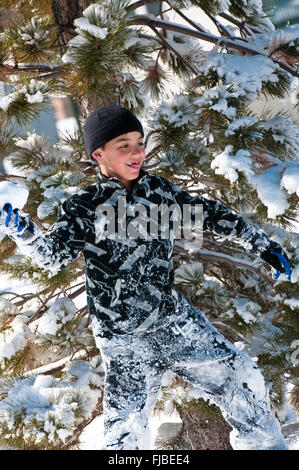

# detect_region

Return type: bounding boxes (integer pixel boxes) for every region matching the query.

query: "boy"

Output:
[0,106,291,450]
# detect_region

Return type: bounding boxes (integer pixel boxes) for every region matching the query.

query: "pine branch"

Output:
[128,0,162,10]
[0,172,27,184]
[132,14,260,55]
[13,145,46,166]
[26,289,58,324]
[218,12,259,35]
[0,291,34,302]
[23,349,89,377]
[132,15,299,78]
[165,2,207,34]
[57,399,103,450]
[67,284,86,300]
[174,243,274,284]
[0,63,63,76]
[26,270,86,324]
[150,25,199,75]
[200,7,249,41]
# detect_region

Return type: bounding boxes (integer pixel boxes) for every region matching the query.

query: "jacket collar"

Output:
[97,167,149,191]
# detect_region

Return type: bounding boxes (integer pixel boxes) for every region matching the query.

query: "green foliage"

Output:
[0,77,64,127]
[1,255,82,291]
[5,15,54,63]
[260,68,293,100]
[36,309,95,359]
[62,1,154,107]
[0,124,18,157]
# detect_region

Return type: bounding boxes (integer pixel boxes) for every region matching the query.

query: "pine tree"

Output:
[0,0,298,450]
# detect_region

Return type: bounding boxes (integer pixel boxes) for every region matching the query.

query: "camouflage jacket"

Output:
[17,170,273,338]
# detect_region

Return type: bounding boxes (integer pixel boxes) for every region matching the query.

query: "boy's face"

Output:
[92,131,145,190]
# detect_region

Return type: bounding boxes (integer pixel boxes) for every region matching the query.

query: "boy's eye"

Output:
[119,142,144,149]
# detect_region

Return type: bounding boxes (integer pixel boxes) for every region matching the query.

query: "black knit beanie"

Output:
[83,106,144,158]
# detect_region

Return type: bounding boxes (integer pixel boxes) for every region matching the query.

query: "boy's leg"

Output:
[159,293,288,450]
[95,333,164,450]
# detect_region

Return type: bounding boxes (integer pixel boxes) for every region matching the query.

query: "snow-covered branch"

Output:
[132,14,299,77]
[23,349,88,377]
[174,243,273,284]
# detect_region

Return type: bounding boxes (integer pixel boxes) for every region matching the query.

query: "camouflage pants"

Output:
[93,293,287,450]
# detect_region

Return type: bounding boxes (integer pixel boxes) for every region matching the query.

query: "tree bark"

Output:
[178,400,233,450]
[51,0,92,52]
[51,0,109,115]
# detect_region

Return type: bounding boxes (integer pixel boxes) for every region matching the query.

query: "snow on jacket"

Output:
[17,169,273,338]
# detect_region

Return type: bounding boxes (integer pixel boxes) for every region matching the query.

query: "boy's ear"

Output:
[91,148,102,162]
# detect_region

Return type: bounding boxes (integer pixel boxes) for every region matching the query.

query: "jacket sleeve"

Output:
[15,197,86,275]
[171,183,273,256]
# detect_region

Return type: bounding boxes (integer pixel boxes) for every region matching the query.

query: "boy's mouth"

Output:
[126,162,141,169]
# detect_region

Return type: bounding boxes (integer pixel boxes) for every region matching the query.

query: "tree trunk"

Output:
[51,0,92,52]
[51,0,112,115]
[178,400,233,450]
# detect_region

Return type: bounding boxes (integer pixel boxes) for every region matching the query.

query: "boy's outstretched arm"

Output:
[173,186,292,280]
[0,199,85,275]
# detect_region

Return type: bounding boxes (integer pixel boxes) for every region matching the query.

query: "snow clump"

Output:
[197,53,280,102]
[62,4,107,64]
[150,94,195,129]
[37,298,77,336]
[0,368,102,447]
[0,316,32,362]
[211,145,254,183]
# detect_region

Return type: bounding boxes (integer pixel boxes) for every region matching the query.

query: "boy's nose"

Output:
[132,146,143,155]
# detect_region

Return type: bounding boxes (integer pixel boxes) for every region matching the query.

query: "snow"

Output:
[26,90,43,104]
[37,298,77,336]
[0,93,18,111]
[0,79,46,109]
[82,3,103,20]
[211,147,299,219]
[0,316,28,361]
[197,53,281,102]
[259,116,299,154]
[282,163,299,198]
[0,370,102,446]
[253,166,290,218]
[226,298,262,324]
[0,181,29,210]
[73,18,107,39]
[151,94,194,128]
[79,406,183,450]
[194,86,238,119]
[61,3,108,64]
[56,117,79,139]
[225,116,259,136]
[211,145,254,183]
[79,415,105,450]
[61,36,88,64]
[284,298,299,311]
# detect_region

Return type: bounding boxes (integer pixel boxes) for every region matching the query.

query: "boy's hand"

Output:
[260,241,291,281]
[0,203,27,238]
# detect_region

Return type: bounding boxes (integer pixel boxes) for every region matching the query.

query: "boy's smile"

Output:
[91,131,145,191]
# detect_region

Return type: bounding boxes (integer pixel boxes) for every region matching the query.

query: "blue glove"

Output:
[260,242,292,281]
[0,203,27,238]
[271,251,291,281]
